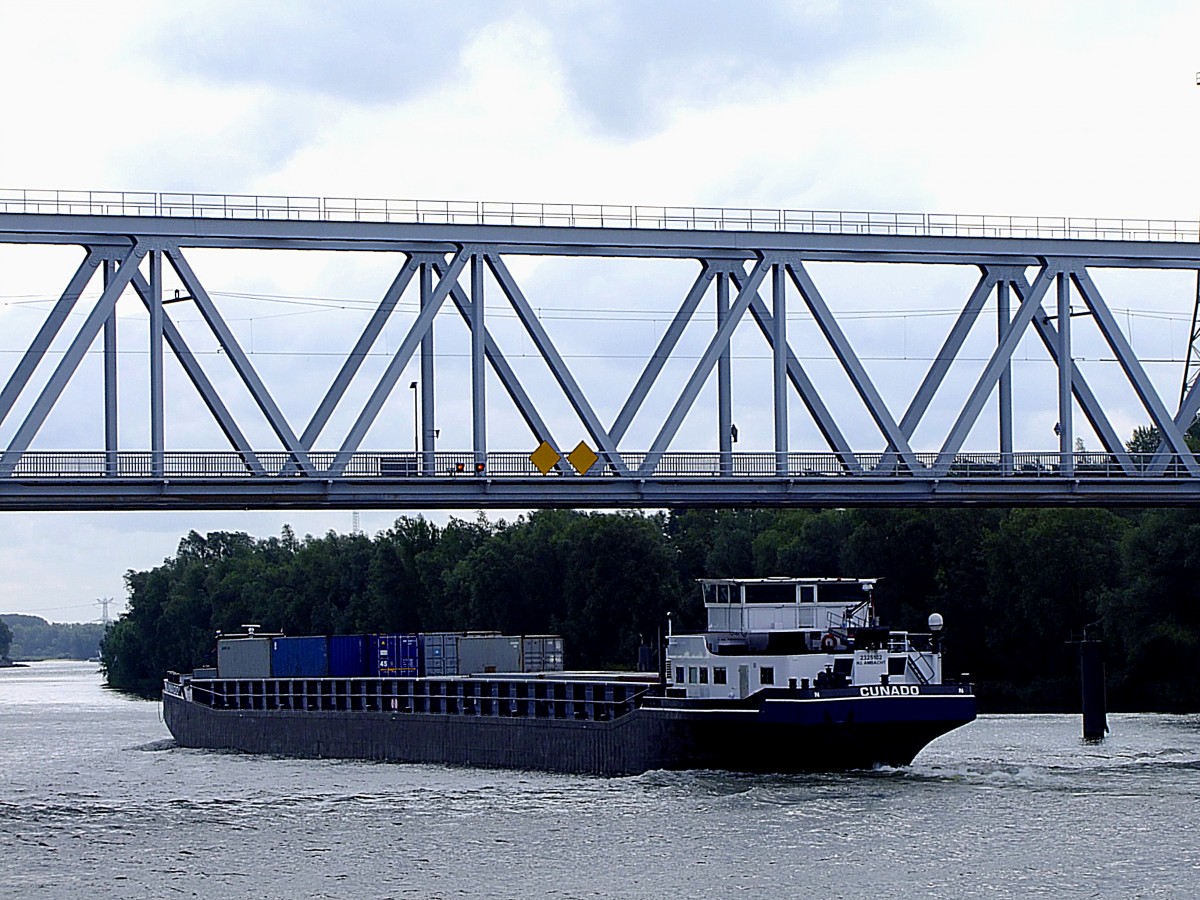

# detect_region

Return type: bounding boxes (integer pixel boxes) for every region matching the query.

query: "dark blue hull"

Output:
[163,679,975,775]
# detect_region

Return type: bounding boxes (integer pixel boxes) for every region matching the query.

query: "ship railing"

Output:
[5,450,1200,479]
[5,188,1200,243]
[906,655,936,686]
[186,675,654,722]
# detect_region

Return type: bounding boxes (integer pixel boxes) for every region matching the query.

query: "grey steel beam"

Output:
[0,250,100,429]
[168,247,317,475]
[332,250,470,473]
[3,474,1200,511]
[934,265,1055,474]
[149,250,164,477]
[103,258,118,475]
[772,263,788,475]
[786,259,920,473]
[997,277,1013,468]
[9,211,1200,267]
[641,257,772,474]
[1,246,145,473]
[471,252,486,470]
[1071,267,1198,473]
[736,273,861,472]
[1006,271,1136,475]
[716,270,732,476]
[299,255,418,448]
[419,260,436,475]
[875,270,997,474]
[609,263,714,444]
[486,253,629,475]
[1057,271,1073,476]
[434,259,567,465]
[128,271,264,474]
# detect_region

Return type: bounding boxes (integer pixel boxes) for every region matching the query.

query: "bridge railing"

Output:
[1,450,1195,479]
[3,188,1198,243]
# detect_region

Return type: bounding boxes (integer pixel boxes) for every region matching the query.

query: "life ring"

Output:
[820,633,839,652]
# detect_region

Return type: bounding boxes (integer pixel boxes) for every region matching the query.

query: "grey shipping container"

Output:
[216,637,272,678]
[521,635,565,672]
[420,632,461,677]
[457,634,521,675]
[271,636,329,678]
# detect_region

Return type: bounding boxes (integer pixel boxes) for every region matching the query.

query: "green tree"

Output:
[0,617,11,658]
[1126,418,1200,455]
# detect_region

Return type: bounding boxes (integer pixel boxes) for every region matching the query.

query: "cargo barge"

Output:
[163,578,976,775]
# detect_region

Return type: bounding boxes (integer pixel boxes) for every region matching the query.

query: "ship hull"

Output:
[162,684,975,776]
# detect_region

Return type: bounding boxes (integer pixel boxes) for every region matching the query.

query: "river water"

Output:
[2,661,1198,899]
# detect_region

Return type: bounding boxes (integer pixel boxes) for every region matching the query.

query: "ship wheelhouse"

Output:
[666,577,943,700]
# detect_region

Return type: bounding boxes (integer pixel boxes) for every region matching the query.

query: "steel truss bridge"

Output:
[2,188,1200,511]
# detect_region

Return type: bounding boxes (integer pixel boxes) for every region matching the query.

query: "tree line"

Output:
[101,508,1200,711]
[0,615,104,661]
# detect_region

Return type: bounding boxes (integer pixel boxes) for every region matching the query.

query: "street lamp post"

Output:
[410,381,419,461]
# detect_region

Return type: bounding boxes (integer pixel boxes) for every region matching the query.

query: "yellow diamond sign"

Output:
[529,440,561,474]
[567,441,599,475]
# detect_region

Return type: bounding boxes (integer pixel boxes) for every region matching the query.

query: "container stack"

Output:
[215,628,566,678]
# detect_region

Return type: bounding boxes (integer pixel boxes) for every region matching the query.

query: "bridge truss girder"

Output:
[1,212,1199,510]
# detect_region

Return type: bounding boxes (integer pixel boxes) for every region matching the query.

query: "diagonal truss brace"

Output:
[432,255,569,473]
[0,250,101,430]
[785,258,921,473]
[486,254,630,476]
[128,271,266,475]
[1,246,145,473]
[640,256,773,475]
[728,266,862,472]
[1070,267,1199,475]
[330,249,471,474]
[932,265,1056,475]
[609,263,715,445]
[167,247,318,475]
[1000,268,1137,476]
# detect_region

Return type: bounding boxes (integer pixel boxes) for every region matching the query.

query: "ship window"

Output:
[688,667,699,684]
[745,583,796,604]
[699,667,709,684]
[675,666,685,684]
[818,582,870,604]
[713,667,727,685]
[800,585,816,603]
[703,583,716,604]
[760,666,775,685]
[718,584,731,604]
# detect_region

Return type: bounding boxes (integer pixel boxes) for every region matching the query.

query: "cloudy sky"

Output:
[1,0,1199,621]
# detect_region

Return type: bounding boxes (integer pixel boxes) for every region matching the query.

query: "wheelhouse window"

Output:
[688,667,699,684]
[713,667,727,685]
[818,582,870,604]
[745,583,797,604]
[760,666,775,685]
[675,666,685,684]
[799,585,816,603]
[699,667,709,684]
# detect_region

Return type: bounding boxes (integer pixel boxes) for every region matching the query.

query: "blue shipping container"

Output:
[374,633,419,676]
[271,635,329,678]
[329,634,370,677]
